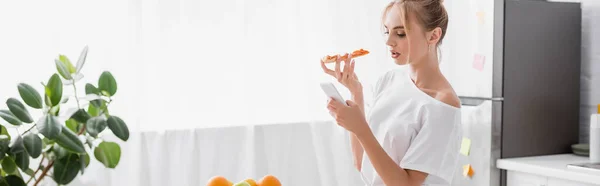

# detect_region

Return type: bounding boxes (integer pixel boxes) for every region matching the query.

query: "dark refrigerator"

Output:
[440,0,582,185]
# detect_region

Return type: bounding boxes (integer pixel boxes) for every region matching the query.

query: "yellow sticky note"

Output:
[463,164,474,178]
[460,138,471,156]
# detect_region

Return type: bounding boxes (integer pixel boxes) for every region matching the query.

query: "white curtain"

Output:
[0,0,464,185]
[0,0,395,131]
[66,121,365,186]
[128,0,397,130]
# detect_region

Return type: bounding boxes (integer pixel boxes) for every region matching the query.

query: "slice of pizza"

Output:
[321,55,339,63]
[322,49,370,63]
[352,48,370,57]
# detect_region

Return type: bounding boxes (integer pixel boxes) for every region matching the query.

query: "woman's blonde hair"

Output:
[382,0,449,45]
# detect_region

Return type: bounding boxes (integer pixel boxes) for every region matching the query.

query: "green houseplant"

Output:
[0,46,129,185]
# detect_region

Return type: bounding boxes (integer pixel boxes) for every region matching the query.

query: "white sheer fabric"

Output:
[62,121,364,186]
[9,0,593,186]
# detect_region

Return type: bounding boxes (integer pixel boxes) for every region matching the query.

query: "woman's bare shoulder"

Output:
[435,88,461,109]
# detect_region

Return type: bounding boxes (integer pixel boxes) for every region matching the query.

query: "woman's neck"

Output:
[408,57,442,90]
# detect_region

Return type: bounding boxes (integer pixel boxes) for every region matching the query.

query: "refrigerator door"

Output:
[451,99,502,186]
[441,0,502,185]
[441,0,501,184]
[439,0,496,98]
[501,0,581,159]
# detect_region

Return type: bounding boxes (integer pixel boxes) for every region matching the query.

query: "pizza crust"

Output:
[321,49,370,63]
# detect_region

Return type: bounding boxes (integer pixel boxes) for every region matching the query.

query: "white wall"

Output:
[549,0,599,143]
[578,0,600,143]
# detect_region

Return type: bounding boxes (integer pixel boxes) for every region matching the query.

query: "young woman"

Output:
[321,0,462,185]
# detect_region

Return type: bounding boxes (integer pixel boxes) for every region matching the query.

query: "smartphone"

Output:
[320,82,348,106]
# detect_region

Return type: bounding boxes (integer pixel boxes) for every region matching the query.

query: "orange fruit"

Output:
[207,176,233,186]
[258,175,281,186]
[244,178,258,186]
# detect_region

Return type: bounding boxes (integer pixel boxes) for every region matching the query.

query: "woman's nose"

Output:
[386,37,395,47]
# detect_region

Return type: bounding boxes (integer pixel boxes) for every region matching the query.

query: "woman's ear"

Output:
[427,27,442,45]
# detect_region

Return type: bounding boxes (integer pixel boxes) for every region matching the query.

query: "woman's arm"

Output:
[350,134,363,171]
[319,53,368,172]
[356,128,427,186]
[350,90,365,171]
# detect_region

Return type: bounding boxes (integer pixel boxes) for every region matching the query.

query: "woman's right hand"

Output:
[320,53,363,94]
[322,54,366,171]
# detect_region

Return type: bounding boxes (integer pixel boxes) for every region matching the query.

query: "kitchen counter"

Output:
[497,154,600,185]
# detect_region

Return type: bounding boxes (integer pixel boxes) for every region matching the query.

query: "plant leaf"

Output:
[88,103,100,117]
[17,83,42,109]
[53,154,80,185]
[0,110,21,126]
[85,83,100,95]
[59,55,77,74]
[98,71,117,96]
[23,169,34,177]
[0,177,5,186]
[65,119,78,133]
[9,136,24,154]
[92,99,104,111]
[23,133,42,158]
[107,116,129,141]
[0,126,10,141]
[47,74,63,106]
[1,157,17,174]
[70,109,91,124]
[11,166,22,178]
[49,104,60,116]
[44,94,52,107]
[5,98,32,123]
[79,153,89,174]
[0,135,9,159]
[0,176,6,186]
[83,153,90,167]
[42,138,52,152]
[55,59,73,80]
[86,117,107,138]
[85,136,93,149]
[100,90,110,97]
[37,114,62,139]
[54,126,85,154]
[42,137,54,146]
[76,46,88,73]
[4,175,25,186]
[94,141,120,168]
[14,151,29,171]
[53,144,68,160]
[63,73,84,86]
[61,97,70,104]
[76,122,86,135]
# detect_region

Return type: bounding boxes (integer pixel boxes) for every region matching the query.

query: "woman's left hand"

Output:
[327,99,369,136]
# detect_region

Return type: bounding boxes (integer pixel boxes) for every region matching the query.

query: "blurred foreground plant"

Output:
[0,46,129,186]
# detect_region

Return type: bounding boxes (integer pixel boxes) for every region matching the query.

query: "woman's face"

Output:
[383,6,430,65]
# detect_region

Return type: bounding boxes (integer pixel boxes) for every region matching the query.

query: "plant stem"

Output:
[27,154,45,184]
[78,125,86,135]
[34,160,54,186]
[72,80,81,110]
[99,99,112,117]
[22,124,37,136]
[32,80,97,185]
